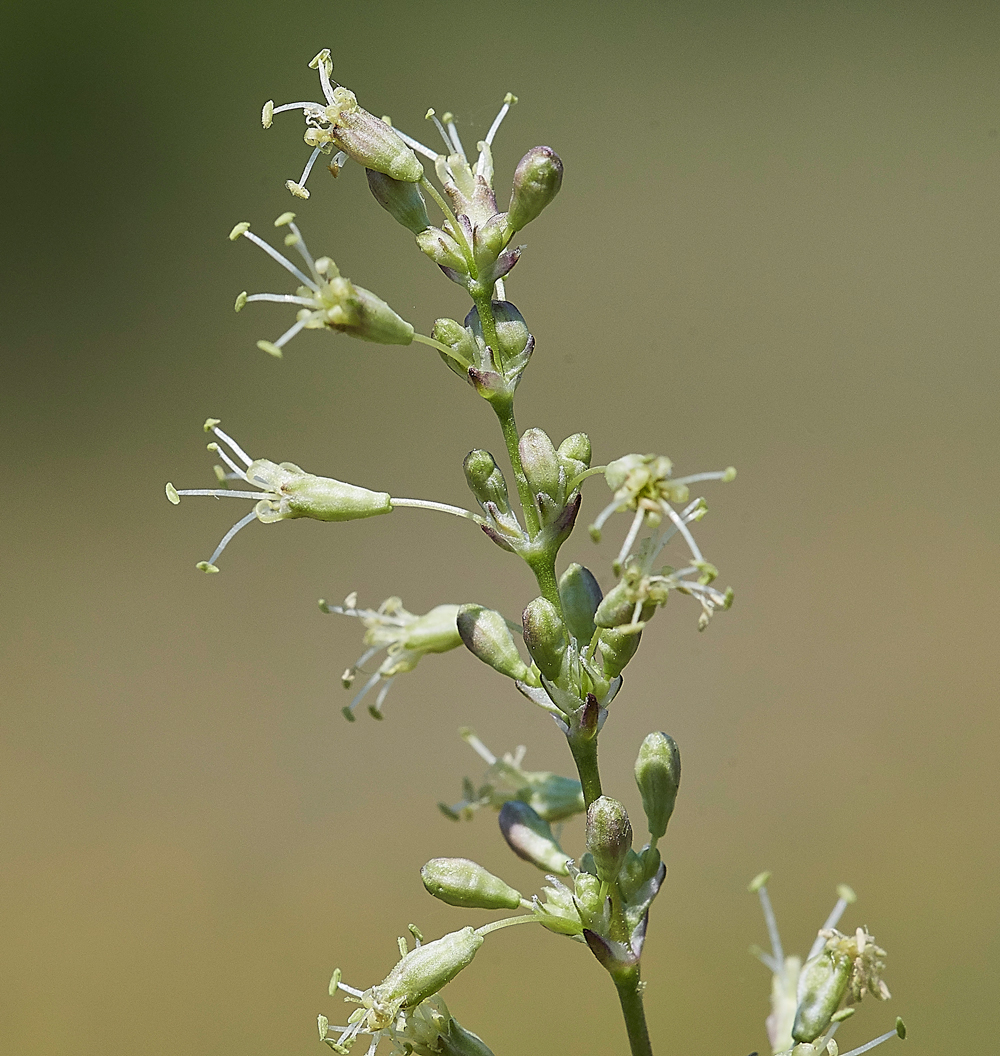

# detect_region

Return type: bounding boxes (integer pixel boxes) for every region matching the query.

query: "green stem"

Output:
[492,397,539,537]
[473,289,504,372]
[566,728,602,808]
[613,967,654,1056]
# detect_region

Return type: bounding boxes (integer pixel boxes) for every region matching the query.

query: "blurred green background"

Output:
[2,0,997,1053]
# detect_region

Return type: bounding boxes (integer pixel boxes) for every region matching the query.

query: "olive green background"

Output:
[2,1,997,1053]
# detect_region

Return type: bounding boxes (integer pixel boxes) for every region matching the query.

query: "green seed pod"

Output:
[456,605,531,681]
[463,450,512,514]
[507,146,564,231]
[519,428,562,501]
[596,626,642,680]
[245,460,392,522]
[558,563,603,646]
[792,948,852,1043]
[634,732,681,841]
[498,800,571,874]
[366,169,430,233]
[420,858,522,910]
[369,927,483,1023]
[585,796,633,884]
[521,596,568,681]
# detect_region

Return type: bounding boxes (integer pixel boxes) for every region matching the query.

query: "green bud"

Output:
[246,460,392,522]
[421,858,522,910]
[466,301,532,365]
[596,626,642,680]
[634,732,681,841]
[585,796,633,884]
[519,428,563,501]
[439,1019,496,1056]
[369,927,483,1025]
[558,563,603,646]
[473,213,510,273]
[792,948,852,1043]
[522,773,585,822]
[532,878,584,936]
[573,871,604,914]
[417,227,470,274]
[557,432,592,481]
[498,800,571,874]
[521,597,568,681]
[456,605,531,682]
[594,580,636,628]
[366,169,430,233]
[507,146,563,231]
[432,317,478,378]
[463,450,512,514]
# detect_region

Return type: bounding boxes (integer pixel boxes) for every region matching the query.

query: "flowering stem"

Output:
[474,914,539,937]
[566,726,602,809]
[473,289,505,372]
[613,966,655,1056]
[492,397,539,537]
[390,497,483,523]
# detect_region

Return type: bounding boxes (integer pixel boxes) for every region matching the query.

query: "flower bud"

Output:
[498,800,571,874]
[473,213,510,273]
[417,227,470,274]
[558,563,603,646]
[596,626,642,680]
[585,796,633,884]
[329,281,415,345]
[421,858,522,910]
[594,579,636,628]
[466,301,532,365]
[521,597,568,681]
[246,460,392,522]
[463,450,512,514]
[432,317,479,378]
[507,146,563,231]
[519,428,563,502]
[366,169,430,233]
[557,432,592,480]
[456,605,531,682]
[370,927,483,1022]
[634,732,681,841]
[792,948,852,1043]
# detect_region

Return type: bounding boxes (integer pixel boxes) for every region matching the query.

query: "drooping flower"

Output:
[166,421,391,572]
[320,594,464,720]
[230,214,414,357]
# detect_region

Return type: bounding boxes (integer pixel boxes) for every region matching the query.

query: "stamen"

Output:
[839,1029,901,1056]
[671,468,736,486]
[591,498,621,536]
[336,981,365,998]
[425,108,454,153]
[328,150,349,176]
[389,127,440,162]
[210,425,253,467]
[484,92,517,146]
[364,1034,379,1056]
[202,508,260,570]
[241,230,320,292]
[345,671,380,715]
[368,677,394,719]
[442,112,467,159]
[271,101,328,117]
[614,508,647,571]
[290,145,324,198]
[662,501,705,563]
[808,890,855,960]
[755,883,785,966]
[245,294,316,307]
[207,443,249,481]
[271,316,309,350]
[461,729,497,766]
[175,489,264,500]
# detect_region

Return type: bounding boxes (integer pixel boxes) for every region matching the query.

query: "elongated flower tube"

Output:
[231,214,414,357]
[165,420,391,572]
[320,594,464,720]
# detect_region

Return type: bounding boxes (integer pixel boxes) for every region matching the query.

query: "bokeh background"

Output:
[2,0,997,1053]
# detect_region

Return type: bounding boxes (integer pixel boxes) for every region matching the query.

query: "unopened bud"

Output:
[498,800,571,874]
[473,213,510,273]
[634,732,681,841]
[585,796,633,884]
[466,301,532,364]
[594,580,636,628]
[557,432,592,479]
[417,227,470,274]
[421,858,522,910]
[463,450,512,514]
[331,282,415,345]
[507,146,563,231]
[456,605,531,681]
[596,626,642,679]
[521,597,567,681]
[519,428,562,501]
[559,563,603,646]
[366,169,430,233]
[792,949,852,1043]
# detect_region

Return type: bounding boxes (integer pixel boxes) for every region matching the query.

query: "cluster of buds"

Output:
[438,728,584,822]
[749,875,902,1056]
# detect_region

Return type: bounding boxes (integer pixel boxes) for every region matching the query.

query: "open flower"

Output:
[231,214,414,357]
[320,594,464,720]
[166,421,391,572]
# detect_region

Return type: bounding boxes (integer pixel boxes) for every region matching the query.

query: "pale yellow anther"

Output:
[274,211,296,227]
[722,466,737,482]
[284,232,300,246]
[257,340,283,358]
[229,222,250,241]
[165,483,180,505]
[285,180,310,199]
[234,291,248,312]
[381,114,393,126]
[308,48,333,75]
[196,561,220,574]
[442,111,454,124]
[343,591,358,608]
[425,108,436,120]
[261,100,274,128]
[504,92,518,106]
[203,418,221,432]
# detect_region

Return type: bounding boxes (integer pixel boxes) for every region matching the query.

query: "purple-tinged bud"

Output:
[456,605,532,682]
[634,732,681,841]
[421,858,522,910]
[507,146,564,231]
[417,227,470,274]
[585,796,633,884]
[498,800,571,874]
[366,169,430,233]
[519,428,563,502]
[463,450,512,515]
